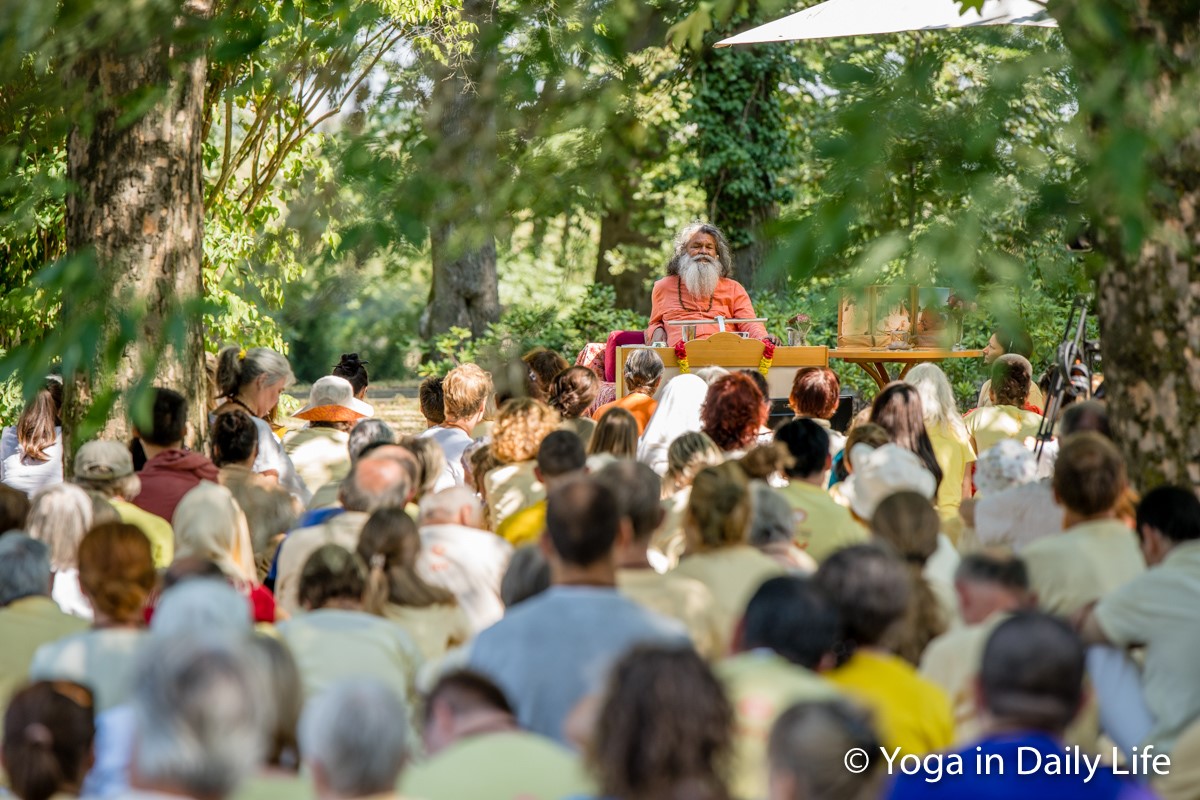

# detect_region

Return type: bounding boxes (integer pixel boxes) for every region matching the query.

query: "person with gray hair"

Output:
[0,534,89,725]
[592,348,665,436]
[274,455,413,615]
[748,481,818,573]
[646,222,770,346]
[72,439,175,568]
[150,578,254,638]
[418,487,512,633]
[127,634,266,800]
[213,344,309,504]
[299,679,411,800]
[25,482,96,619]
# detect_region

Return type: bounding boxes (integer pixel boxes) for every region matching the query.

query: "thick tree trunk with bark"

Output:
[61,1,211,461]
[1051,0,1200,488]
[420,0,501,341]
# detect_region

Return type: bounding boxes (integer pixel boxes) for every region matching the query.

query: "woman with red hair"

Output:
[700,373,765,456]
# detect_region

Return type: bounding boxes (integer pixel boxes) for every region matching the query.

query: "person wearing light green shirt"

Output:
[718,576,843,800]
[401,671,593,800]
[774,419,867,562]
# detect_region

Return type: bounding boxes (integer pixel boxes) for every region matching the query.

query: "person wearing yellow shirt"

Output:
[774,419,868,562]
[904,363,977,536]
[401,671,593,800]
[816,543,954,754]
[495,431,586,548]
[673,463,786,648]
[597,460,725,660]
[718,576,843,800]
[963,354,1044,456]
[72,440,175,568]
[1022,433,1144,617]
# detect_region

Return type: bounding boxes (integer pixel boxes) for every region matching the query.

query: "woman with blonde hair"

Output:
[905,363,977,532]
[484,398,561,529]
[172,482,276,623]
[25,484,95,619]
[674,462,784,645]
[356,507,470,661]
[652,432,724,568]
[213,345,308,503]
[1,377,64,496]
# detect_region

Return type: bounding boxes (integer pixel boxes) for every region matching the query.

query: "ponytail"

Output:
[216,345,247,398]
[363,553,390,616]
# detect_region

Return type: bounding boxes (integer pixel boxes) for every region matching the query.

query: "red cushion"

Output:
[604,331,647,382]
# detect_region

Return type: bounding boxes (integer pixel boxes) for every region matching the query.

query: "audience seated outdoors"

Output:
[467,475,689,744]
[5,331,1200,800]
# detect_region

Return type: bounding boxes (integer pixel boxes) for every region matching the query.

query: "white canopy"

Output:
[715,0,1055,47]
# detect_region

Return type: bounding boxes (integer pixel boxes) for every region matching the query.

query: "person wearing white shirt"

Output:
[419,364,493,492]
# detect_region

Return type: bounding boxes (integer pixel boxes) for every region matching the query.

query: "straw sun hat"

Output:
[293,375,374,423]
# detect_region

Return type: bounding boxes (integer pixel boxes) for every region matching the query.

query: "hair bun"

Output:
[336,353,369,370]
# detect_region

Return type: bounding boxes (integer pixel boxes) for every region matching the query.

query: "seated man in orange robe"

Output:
[645,223,770,347]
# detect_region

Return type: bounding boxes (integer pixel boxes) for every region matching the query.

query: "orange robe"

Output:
[646,276,768,347]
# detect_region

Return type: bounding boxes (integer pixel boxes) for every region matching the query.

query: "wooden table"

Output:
[829,347,984,389]
[616,332,828,397]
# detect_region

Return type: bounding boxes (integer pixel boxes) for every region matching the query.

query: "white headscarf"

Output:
[173,482,257,584]
[637,374,710,475]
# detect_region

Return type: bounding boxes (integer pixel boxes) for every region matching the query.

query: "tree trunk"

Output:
[594,190,657,315]
[420,0,501,341]
[726,204,775,291]
[61,0,211,463]
[1050,0,1200,488]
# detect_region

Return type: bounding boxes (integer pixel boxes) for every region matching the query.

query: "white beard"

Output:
[678,254,721,300]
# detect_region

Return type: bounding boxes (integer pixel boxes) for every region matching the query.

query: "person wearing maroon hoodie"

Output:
[132,388,219,524]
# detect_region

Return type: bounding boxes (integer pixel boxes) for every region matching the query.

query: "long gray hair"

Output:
[666,222,733,278]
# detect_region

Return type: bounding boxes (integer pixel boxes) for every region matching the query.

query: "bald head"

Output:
[363,444,419,488]
[419,487,484,529]
[339,457,411,513]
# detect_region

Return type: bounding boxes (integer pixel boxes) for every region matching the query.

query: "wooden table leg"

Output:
[870,361,894,387]
[851,361,890,389]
